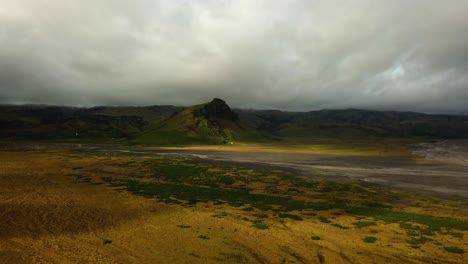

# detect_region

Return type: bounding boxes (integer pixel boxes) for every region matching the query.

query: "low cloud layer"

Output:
[1,0,467,113]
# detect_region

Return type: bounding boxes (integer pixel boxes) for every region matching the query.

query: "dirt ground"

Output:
[0,147,466,263]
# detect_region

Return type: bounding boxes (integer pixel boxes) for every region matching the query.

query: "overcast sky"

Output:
[1,0,468,113]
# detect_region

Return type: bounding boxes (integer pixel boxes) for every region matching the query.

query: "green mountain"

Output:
[134,98,264,145]
[1,99,468,144]
[87,105,183,125]
[0,105,147,141]
[237,108,468,139]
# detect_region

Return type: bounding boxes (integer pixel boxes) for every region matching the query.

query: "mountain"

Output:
[86,105,183,125]
[237,108,468,139]
[1,99,468,144]
[134,98,264,145]
[0,105,147,141]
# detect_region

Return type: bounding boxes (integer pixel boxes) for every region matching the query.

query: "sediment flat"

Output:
[134,144,468,199]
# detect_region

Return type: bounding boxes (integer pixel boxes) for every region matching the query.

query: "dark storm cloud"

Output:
[0,0,468,113]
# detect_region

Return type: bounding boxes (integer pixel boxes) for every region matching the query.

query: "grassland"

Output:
[0,145,466,263]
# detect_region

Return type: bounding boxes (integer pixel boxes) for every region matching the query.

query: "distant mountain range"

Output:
[1,98,468,144]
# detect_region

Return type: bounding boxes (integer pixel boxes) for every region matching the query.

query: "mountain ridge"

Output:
[1,99,468,143]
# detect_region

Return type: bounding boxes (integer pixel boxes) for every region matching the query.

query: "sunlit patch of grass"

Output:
[211,212,228,218]
[353,221,376,228]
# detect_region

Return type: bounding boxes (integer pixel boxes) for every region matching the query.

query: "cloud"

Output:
[0,0,467,113]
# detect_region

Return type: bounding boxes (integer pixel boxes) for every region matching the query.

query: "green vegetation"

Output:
[253,213,269,219]
[450,232,463,238]
[278,213,303,221]
[302,212,317,216]
[66,174,94,183]
[363,202,392,209]
[331,223,349,229]
[344,207,468,232]
[103,239,113,245]
[99,157,468,238]
[68,154,463,261]
[253,221,269,230]
[400,223,435,236]
[198,235,210,240]
[407,236,432,247]
[363,237,377,243]
[105,178,280,208]
[151,161,235,186]
[102,159,347,212]
[444,246,464,254]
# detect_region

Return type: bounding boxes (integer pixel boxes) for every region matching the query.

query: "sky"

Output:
[0,0,468,113]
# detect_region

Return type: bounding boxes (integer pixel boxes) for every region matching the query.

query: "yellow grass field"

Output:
[149,140,416,157]
[0,148,466,263]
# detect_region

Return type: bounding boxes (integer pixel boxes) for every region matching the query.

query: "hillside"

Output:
[237,108,468,139]
[1,100,468,144]
[86,105,183,126]
[0,105,147,141]
[134,98,264,145]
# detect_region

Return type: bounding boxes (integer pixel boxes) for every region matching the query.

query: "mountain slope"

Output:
[237,108,468,139]
[0,105,147,141]
[86,105,183,126]
[2,102,468,144]
[134,98,264,145]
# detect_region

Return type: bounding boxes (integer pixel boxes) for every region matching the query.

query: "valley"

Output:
[1,99,467,263]
[2,1,468,263]
[0,141,466,263]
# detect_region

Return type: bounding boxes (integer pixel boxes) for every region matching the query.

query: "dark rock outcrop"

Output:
[196,98,238,121]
